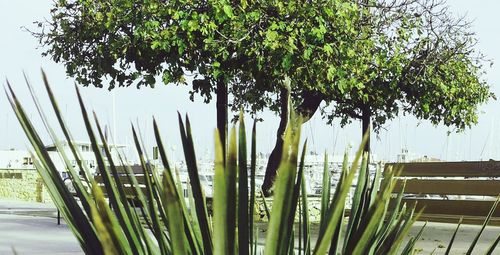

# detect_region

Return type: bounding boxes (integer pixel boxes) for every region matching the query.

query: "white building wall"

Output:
[0,150,35,169]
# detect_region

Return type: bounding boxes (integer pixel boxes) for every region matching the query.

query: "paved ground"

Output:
[407,221,499,254]
[0,199,499,254]
[254,221,500,254]
[0,200,81,255]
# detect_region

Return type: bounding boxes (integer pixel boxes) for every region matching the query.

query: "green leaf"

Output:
[238,112,250,255]
[327,66,336,81]
[300,169,311,255]
[223,5,234,18]
[161,174,189,254]
[282,54,293,70]
[323,44,333,56]
[313,132,369,254]
[319,153,331,233]
[213,128,228,254]
[264,115,302,254]
[178,114,213,254]
[249,120,257,255]
[343,153,369,249]
[347,49,355,57]
[266,30,278,42]
[303,48,312,60]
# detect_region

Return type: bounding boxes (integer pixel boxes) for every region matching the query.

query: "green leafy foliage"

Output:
[6,74,500,254]
[323,1,492,133]
[35,0,492,150]
[35,0,369,112]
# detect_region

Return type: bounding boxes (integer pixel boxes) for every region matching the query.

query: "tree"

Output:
[34,0,368,162]
[322,0,493,154]
[232,0,492,195]
[35,0,236,156]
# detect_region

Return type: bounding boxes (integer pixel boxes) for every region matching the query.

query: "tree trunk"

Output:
[361,104,371,164]
[216,77,228,161]
[261,87,290,196]
[261,90,323,196]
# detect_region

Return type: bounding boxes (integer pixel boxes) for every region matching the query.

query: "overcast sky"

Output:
[1,1,499,162]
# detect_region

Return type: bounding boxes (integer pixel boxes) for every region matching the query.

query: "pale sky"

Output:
[1,1,499,162]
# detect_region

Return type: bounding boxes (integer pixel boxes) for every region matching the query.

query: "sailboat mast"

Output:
[112,90,116,146]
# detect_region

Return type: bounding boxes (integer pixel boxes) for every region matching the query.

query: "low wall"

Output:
[0,168,51,203]
[254,196,322,222]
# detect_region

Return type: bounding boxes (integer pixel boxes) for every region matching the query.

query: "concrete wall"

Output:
[254,196,322,223]
[0,168,51,203]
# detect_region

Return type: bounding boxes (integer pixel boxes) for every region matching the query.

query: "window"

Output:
[81,145,90,152]
[61,172,69,179]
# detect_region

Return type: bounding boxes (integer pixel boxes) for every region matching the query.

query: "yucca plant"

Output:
[7,73,497,254]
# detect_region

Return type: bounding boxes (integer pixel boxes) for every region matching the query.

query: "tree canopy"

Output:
[35,0,369,101]
[227,0,492,133]
[34,0,371,154]
[323,0,492,134]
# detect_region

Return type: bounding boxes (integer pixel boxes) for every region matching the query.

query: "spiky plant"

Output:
[6,73,498,254]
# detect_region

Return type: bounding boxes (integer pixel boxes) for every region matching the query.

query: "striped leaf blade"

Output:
[249,120,257,255]
[161,174,189,254]
[178,114,213,254]
[313,133,368,254]
[238,113,249,255]
[213,129,229,254]
[264,115,301,255]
